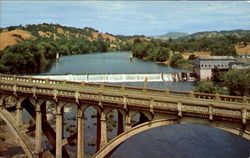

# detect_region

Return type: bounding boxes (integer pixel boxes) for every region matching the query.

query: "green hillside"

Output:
[153,32,189,40]
[181,30,250,41]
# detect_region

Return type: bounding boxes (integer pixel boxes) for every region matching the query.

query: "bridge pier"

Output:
[96,113,101,152]
[124,115,131,131]
[117,112,124,135]
[77,110,85,158]
[56,107,63,158]
[35,107,42,154]
[100,111,107,148]
[16,101,23,128]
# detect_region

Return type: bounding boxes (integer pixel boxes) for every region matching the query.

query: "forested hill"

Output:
[0,23,149,74]
[0,23,148,51]
[179,30,250,41]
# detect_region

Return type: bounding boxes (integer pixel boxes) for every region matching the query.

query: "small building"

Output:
[238,54,250,59]
[194,56,236,80]
[228,62,250,69]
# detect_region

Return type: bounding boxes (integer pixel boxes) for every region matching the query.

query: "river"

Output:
[36,51,250,158]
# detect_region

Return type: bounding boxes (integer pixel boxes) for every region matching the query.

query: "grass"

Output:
[0,29,35,50]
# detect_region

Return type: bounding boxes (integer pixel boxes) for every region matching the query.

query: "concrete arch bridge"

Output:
[0,74,249,158]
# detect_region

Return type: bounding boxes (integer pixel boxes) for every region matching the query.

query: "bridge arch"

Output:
[82,105,102,116]
[2,95,19,111]
[93,118,250,158]
[0,108,36,158]
[104,108,126,119]
[130,111,152,121]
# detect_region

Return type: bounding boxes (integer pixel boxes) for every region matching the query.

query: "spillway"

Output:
[30,73,182,83]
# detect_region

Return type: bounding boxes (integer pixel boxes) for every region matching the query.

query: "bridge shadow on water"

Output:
[110,124,250,158]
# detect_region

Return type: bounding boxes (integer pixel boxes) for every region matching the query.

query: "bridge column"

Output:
[56,107,63,158]
[77,109,85,158]
[117,112,124,135]
[96,113,101,152]
[149,98,154,114]
[177,101,182,117]
[124,114,131,131]
[16,100,23,128]
[209,104,213,120]
[242,108,247,124]
[0,95,3,108]
[100,111,107,148]
[35,106,42,154]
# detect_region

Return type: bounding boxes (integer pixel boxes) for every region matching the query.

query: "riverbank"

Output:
[143,54,193,71]
[0,119,26,157]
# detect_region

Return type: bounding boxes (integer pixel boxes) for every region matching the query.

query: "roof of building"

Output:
[197,56,236,60]
[229,62,250,66]
[238,54,250,56]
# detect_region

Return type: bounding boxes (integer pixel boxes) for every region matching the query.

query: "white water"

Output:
[31,73,181,83]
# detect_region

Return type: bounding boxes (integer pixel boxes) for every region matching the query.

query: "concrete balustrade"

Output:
[0,73,249,103]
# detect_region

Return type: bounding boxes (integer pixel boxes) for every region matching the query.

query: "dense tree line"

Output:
[194,69,250,96]
[0,38,110,74]
[168,37,239,56]
[131,33,250,69]
[131,39,195,69]
[132,39,170,62]
[0,23,140,74]
[193,81,227,95]
[222,69,250,96]
[169,54,192,69]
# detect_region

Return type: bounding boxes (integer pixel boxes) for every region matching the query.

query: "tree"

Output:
[1,41,41,73]
[210,41,237,56]
[133,38,142,45]
[222,69,250,96]
[132,43,154,58]
[38,42,58,59]
[193,81,226,94]
[188,54,196,60]
[170,53,184,67]
[159,41,169,48]
[169,42,188,53]
[154,47,170,62]
[170,53,192,69]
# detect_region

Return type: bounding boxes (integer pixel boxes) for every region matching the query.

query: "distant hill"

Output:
[152,32,189,40]
[181,30,250,41]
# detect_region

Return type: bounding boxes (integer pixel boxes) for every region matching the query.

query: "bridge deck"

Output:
[0,74,250,123]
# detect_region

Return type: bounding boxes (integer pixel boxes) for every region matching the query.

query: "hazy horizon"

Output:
[1,1,250,36]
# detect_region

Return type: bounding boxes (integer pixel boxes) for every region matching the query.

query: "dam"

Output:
[30,72,194,83]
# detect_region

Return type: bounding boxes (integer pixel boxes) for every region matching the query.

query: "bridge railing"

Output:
[0,74,249,104]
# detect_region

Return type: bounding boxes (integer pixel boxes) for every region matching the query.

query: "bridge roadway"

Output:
[0,74,249,158]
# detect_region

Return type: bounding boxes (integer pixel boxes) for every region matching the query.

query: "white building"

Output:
[194,56,236,80]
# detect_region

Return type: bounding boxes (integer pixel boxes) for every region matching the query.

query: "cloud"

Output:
[0,1,249,36]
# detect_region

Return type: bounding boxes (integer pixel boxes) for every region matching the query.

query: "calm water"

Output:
[37,52,250,158]
[39,52,189,74]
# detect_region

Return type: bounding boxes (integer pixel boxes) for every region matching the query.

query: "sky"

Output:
[0,1,250,36]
